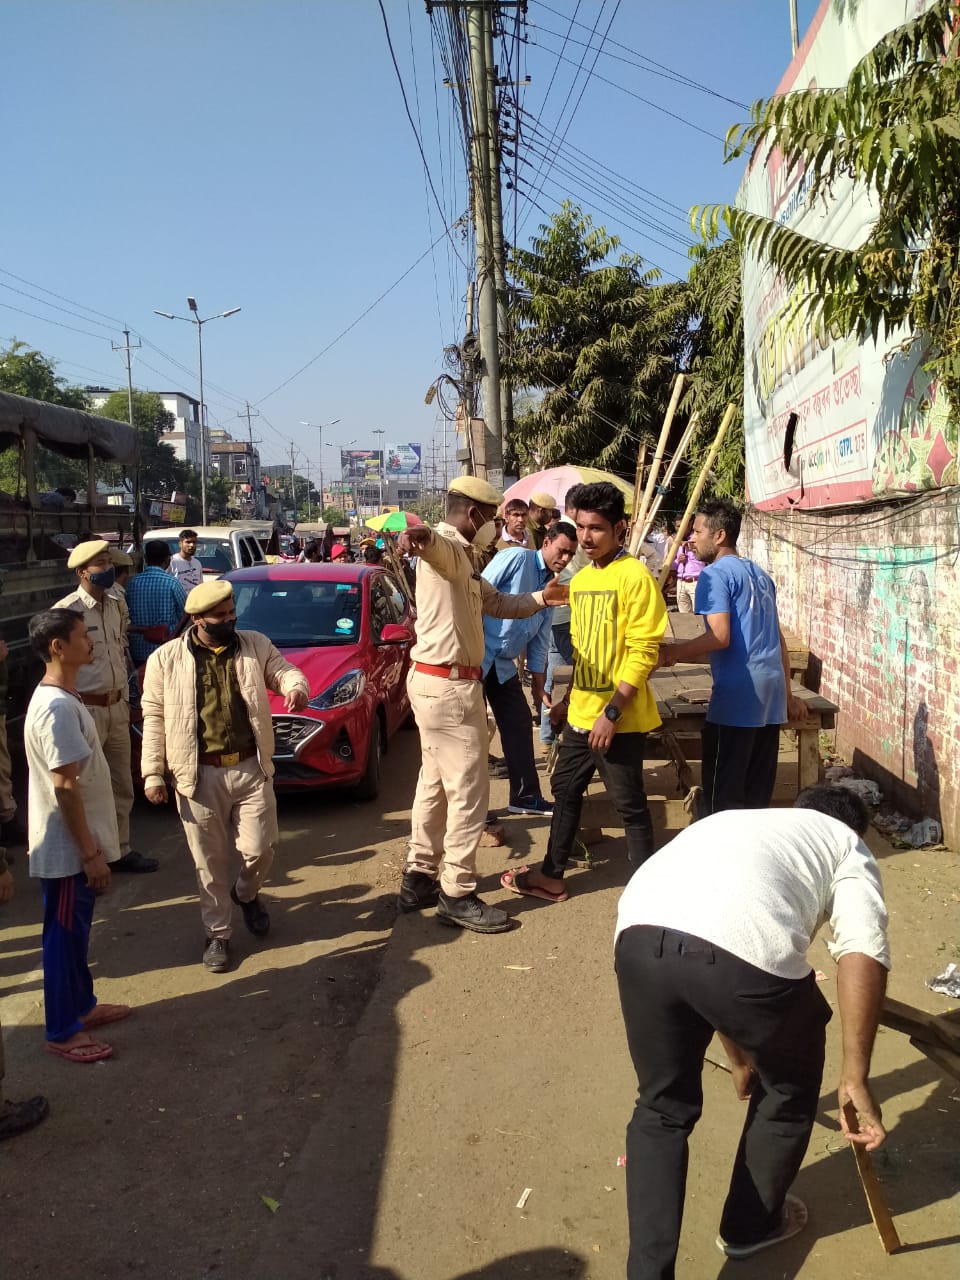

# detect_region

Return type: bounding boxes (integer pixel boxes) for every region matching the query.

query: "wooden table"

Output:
[653,613,838,792]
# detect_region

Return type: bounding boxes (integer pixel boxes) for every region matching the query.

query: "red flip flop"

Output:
[81,1003,132,1031]
[500,865,569,903]
[45,1037,114,1064]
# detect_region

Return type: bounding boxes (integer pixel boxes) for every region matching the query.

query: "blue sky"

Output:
[3,0,819,481]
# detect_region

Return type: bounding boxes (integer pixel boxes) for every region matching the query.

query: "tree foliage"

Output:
[505,203,690,473]
[681,240,746,500]
[96,389,183,498]
[693,0,960,405]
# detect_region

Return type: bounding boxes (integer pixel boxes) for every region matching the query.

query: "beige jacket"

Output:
[141,628,309,797]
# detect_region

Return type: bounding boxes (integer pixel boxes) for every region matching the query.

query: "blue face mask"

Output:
[87,567,116,590]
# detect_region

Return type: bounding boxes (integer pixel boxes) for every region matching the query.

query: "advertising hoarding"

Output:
[384,443,422,477]
[739,0,956,509]
[340,449,382,480]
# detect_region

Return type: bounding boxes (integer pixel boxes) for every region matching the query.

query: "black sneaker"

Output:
[398,871,441,913]
[230,886,270,936]
[436,891,511,934]
[202,937,231,972]
[113,850,160,873]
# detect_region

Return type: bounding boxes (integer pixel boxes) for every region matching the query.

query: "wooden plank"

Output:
[797,728,822,790]
[842,1102,902,1254]
[882,996,960,1054]
[910,1038,960,1084]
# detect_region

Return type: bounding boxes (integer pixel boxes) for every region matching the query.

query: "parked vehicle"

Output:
[141,526,265,577]
[224,562,414,799]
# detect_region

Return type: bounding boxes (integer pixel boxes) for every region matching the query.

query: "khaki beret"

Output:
[67,539,110,569]
[110,548,134,567]
[359,537,376,547]
[448,474,504,506]
[529,490,556,510]
[185,578,233,615]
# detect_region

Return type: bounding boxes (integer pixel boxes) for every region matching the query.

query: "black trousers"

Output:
[484,668,543,807]
[701,722,781,814]
[615,925,831,1280]
[541,726,652,878]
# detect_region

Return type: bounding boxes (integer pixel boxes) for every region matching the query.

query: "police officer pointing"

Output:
[397,476,567,933]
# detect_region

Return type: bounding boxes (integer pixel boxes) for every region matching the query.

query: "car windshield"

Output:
[232,579,364,647]
[151,536,235,574]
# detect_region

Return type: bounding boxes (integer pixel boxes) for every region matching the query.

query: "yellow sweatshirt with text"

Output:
[568,553,667,734]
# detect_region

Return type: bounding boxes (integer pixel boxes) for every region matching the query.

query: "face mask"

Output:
[87,567,115,590]
[470,514,498,548]
[202,619,237,644]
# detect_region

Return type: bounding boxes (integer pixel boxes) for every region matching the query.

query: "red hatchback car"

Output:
[224,563,415,800]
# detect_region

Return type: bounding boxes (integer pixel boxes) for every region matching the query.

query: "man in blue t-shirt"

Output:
[658,499,807,812]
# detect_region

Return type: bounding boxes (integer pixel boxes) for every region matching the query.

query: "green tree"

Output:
[694,1,960,406]
[0,339,88,493]
[319,505,347,525]
[96,389,184,498]
[506,202,690,474]
[681,240,746,500]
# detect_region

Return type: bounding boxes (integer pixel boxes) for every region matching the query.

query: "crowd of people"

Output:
[0,479,892,1279]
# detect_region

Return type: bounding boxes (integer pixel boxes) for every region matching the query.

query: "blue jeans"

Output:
[539,622,574,744]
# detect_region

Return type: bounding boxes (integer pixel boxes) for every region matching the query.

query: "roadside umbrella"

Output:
[503,466,635,514]
[365,511,424,532]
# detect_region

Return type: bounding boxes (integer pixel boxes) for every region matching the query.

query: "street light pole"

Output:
[372,428,385,515]
[153,298,241,524]
[300,418,341,523]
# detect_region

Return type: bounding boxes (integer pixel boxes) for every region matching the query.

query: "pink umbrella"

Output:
[503,465,635,513]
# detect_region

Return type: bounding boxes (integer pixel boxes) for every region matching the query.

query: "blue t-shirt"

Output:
[695,556,786,728]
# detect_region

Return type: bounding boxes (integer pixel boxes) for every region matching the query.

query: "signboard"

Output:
[740,0,956,509]
[385,443,422,477]
[340,449,382,480]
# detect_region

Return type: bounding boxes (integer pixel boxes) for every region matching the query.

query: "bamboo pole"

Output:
[636,412,700,548]
[630,373,684,555]
[657,403,736,589]
[629,440,648,522]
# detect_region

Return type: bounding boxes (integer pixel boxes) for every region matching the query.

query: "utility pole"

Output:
[238,401,261,516]
[238,400,260,444]
[289,442,298,520]
[466,2,503,486]
[789,0,799,54]
[112,327,142,531]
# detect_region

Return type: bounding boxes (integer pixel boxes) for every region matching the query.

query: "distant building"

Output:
[209,429,264,517]
[86,387,203,468]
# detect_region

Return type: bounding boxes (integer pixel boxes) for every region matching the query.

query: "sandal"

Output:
[45,1036,114,1064]
[500,865,569,903]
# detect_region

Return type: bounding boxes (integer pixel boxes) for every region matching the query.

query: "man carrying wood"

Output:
[657,499,807,812]
[615,784,890,1276]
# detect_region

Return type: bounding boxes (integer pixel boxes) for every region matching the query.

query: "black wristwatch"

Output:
[603,703,622,723]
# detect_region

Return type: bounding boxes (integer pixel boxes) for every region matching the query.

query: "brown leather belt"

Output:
[198,746,258,767]
[413,661,483,682]
[80,689,125,707]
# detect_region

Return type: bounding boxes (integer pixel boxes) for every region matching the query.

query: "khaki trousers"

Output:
[0,715,15,821]
[406,668,489,897]
[88,700,134,854]
[676,579,698,614]
[176,757,279,939]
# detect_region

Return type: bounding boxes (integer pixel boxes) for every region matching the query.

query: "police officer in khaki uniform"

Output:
[54,540,157,873]
[141,579,309,972]
[396,476,567,933]
[527,490,557,550]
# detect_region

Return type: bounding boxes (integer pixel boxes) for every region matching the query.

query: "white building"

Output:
[86,387,203,467]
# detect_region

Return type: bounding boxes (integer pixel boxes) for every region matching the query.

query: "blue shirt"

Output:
[695,555,786,728]
[481,547,552,681]
[126,566,188,665]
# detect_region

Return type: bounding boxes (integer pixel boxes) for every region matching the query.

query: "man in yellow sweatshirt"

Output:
[501,482,666,903]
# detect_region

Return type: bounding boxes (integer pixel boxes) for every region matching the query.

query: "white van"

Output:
[141,526,266,578]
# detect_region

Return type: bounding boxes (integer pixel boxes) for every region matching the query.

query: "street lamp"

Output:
[300,418,341,520]
[372,428,386,516]
[154,298,242,524]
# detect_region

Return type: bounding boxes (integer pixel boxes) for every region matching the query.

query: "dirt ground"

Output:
[1,730,958,1280]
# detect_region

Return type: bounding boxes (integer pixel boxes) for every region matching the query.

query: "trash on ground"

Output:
[260,1195,281,1213]
[906,818,942,848]
[824,764,855,781]
[815,970,828,981]
[616,1154,627,1167]
[927,963,960,999]
[516,1187,532,1209]
[836,777,882,805]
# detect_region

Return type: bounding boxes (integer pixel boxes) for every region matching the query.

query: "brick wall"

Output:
[740,491,960,848]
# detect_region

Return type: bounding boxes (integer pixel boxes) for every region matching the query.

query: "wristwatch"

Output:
[603,703,622,723]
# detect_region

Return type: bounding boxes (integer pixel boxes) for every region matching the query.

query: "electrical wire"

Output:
[254,223,460,406]
[0,300,112,342]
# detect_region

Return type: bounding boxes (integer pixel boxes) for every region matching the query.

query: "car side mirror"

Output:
[379,623,413,645]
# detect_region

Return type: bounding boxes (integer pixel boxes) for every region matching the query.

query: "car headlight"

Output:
[308,669,367,710]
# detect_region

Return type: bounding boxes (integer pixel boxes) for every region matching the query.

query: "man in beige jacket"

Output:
[141,579,309,972]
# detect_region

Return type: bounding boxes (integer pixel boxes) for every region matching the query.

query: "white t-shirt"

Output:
[169,553,203,588]
[615,808,890,979]
[25,685,121,878]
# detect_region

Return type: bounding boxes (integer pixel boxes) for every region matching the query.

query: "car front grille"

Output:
[272,715,324,759]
